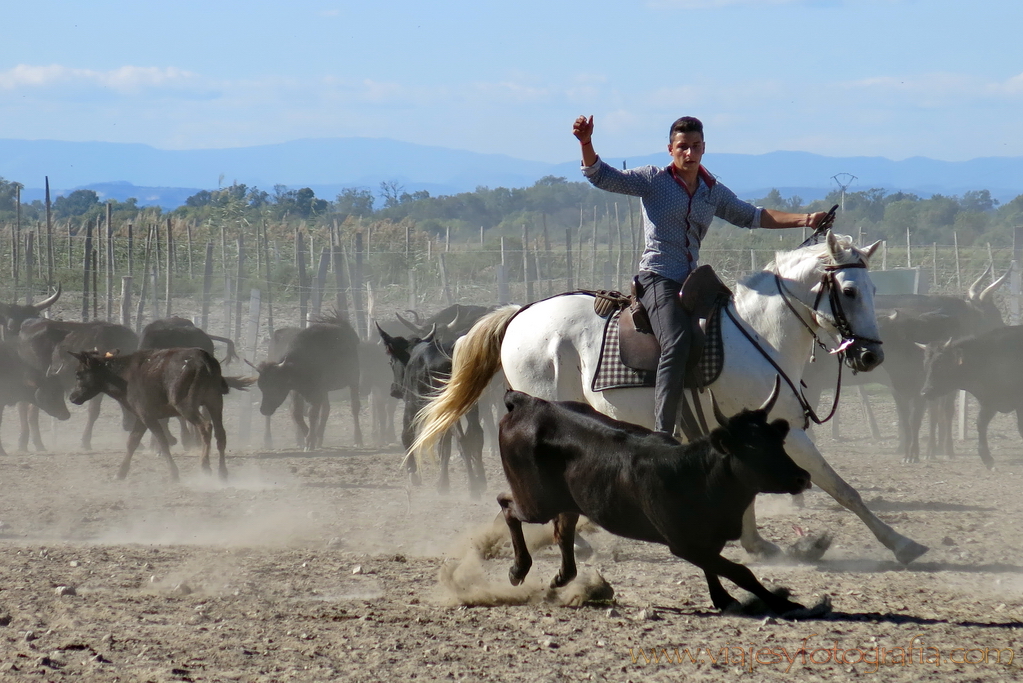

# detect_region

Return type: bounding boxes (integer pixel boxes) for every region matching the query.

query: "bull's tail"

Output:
[222,375,257,393]
[207,334,239,365]
[410,304,520,465]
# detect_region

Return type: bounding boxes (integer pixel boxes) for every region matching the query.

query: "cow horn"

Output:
[442,306,466,336]
[758,376,783,415]
[33,283,61,312]
[46,361,64,377]
[403,309,422,325]
[967,264,993,301]
[979,267,1012,303]
[395,312,424,335]
[244,358,260,372]
[710,390,729,427]
[421,323,437,344]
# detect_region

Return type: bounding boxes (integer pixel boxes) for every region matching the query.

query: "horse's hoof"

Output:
[894,539,929,565]
[509,567,527,586]
[743,540,782,562]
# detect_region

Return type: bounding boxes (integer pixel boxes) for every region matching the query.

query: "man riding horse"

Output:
[573,114,830,435]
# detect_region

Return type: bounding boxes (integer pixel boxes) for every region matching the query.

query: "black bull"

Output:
[496,381,812,616]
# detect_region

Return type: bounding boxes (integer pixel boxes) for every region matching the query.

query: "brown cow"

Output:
[68,348,253,482]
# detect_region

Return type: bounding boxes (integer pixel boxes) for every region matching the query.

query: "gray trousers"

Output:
[637,270,692,433]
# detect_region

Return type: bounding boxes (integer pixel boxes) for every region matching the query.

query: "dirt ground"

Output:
[1,382,1023,682]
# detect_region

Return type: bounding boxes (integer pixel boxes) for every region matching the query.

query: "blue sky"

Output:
[2,0,1021,164]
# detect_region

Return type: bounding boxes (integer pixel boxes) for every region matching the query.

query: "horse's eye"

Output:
[843,288,857,299]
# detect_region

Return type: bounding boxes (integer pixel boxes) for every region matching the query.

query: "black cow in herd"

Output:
[922,325,1023,469]
[252,312,362,451]
[497,379,812,615]
[68,348,254,481]
[0,285,61,340]
[377,321,486,497]
[0,341,70,455]
[140,316,239,448]
[802,266,1009,461]
[18,317,139,451]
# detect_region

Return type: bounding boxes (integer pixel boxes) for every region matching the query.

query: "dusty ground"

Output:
[1,385,1023,682]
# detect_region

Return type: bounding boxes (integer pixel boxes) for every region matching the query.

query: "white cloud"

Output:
[0,64,199,92]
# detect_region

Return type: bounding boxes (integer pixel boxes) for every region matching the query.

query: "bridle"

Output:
[774,260,884,363]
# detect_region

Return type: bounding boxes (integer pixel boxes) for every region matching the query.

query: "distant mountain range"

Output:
[3,137,1022,210]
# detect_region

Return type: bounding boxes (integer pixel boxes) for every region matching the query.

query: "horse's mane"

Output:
[741,233,869,289]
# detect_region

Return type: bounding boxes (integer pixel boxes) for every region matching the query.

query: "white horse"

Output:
[414,232,928,565]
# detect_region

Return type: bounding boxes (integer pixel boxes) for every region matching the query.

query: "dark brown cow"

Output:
[68,348,254,482]
[18,318,139,451]
[0,285,61,340]
[0,342,70,456]
[497,380,812,616]
[260,326,303,448]
[253,313,361,450]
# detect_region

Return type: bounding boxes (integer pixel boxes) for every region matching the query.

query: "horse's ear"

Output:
[826,230,840,259]
[862,240,882,259]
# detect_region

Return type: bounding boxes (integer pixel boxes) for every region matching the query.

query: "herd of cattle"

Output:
[1,263,1022,614]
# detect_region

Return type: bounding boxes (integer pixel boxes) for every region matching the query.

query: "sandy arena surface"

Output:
[1,382,1022,682]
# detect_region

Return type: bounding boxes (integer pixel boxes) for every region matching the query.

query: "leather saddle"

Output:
[619,265,732,377]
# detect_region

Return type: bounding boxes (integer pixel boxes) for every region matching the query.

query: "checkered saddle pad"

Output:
[591,304,726,392]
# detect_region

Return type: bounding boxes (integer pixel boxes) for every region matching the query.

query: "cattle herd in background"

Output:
[1,254,1023,615]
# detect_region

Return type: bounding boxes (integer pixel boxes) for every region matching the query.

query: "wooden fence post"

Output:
[235,234,246,335]
[239,288,261,445]
[45,177,54,291]
[165,217,173,317]
[82,221,93,321]
[201,241,214,330]
[120,276,133,327]
[565,227,574,292]
[352,231,366,339]
[296,230,308,328]
[312,247,329,319]
[106,203,114,320]
[26,231,35,305]
[136,224,155,333]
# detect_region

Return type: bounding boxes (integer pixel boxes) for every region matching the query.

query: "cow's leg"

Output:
[305,395,328,451]
[694,554,804,615]
[316,395,331,449]
[458,406,486,499]
[400,402,422,486]
[940,394,955,457]
[0,407,7,457]
[437,431,452,494]
[17,401,30,452]
[976,404,997,469]
[551,512,580,588]
[290,392,308,448]
[144,417,180,483]
[349,385,362,447]
[118,419,149,480]
[27,404,44,451]
[263,414,273,449]
[743,429,928,565]
[498,493,533,586]
[81,395,103,450]
[178,417,198,451]
[207,402,228,481]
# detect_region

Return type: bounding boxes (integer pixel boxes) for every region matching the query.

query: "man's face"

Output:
[668,131,704,172]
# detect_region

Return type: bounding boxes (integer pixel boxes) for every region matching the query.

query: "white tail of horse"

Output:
[411,304,521,464]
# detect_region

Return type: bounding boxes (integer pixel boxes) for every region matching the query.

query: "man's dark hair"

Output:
[669,116,704,141]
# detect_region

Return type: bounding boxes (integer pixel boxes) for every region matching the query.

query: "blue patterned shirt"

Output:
[582,158,762,284]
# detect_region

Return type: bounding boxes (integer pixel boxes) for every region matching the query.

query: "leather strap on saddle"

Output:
[619,265,732,375]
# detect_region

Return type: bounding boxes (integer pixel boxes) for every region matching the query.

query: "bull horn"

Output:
[967,264,993,301]
[395,312,424,335]
[244,358,260,372]
[979,267,1012,303]
[758,376,783,415]
[47,360,64,377]
[33,283,61,312]
[403,309,422,325]
[710,390,729,427]
[441,306,467,336]
[421,323,437,344]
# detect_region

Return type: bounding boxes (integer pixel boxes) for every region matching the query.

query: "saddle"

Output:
[611,265,732,381]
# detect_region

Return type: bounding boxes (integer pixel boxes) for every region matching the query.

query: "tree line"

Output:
[3,174,1022,251]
